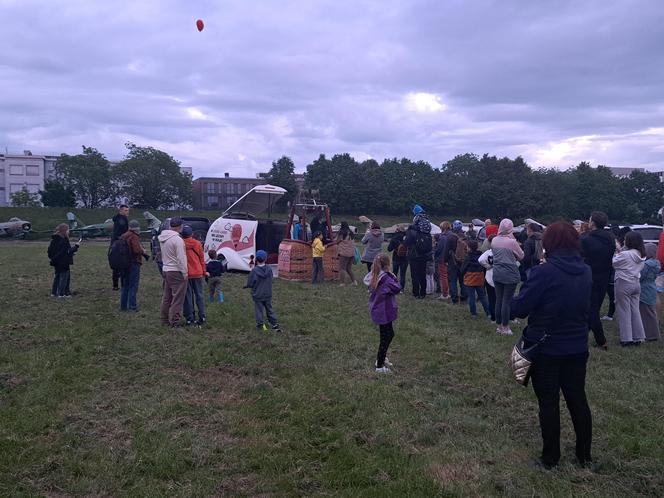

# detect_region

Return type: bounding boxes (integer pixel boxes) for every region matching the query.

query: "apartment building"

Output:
[0,151,59,206]
[192,173,267,210]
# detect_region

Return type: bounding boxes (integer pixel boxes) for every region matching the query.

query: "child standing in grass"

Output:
[461,239,491,318]
[363,253,401,373]
[206,249,226,303]
[47,223,80,298]
[245,250,281,332]
[311,230,325,284]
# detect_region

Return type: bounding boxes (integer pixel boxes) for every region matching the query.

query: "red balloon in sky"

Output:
[196,19,204,32]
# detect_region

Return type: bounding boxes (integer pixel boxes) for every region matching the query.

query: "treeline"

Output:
[12,144,193,210]
[301,153,664,223]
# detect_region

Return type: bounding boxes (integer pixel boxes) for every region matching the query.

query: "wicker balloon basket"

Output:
[278,239,339,281]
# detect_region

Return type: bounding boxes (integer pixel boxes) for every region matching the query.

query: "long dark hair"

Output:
[624,231,646,258]
[338,221,353,240]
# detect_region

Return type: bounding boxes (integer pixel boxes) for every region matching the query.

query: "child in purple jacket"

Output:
[363,253,401,373]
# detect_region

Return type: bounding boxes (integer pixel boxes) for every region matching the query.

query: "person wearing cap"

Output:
[182,225,208,326]
[119,219,149,311]
[158,217,188,327]
[404,204,432,299]
[245,250,281,331]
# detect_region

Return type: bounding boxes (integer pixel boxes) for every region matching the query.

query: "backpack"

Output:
[455,237,469,263]
[396,242,408,258]
[415,231,432,255]
[108,238,132,270]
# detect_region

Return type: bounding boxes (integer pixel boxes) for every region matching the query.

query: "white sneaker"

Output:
[503,328,514,336]
[375,366,391,373]
[376,357,393,368]
[601,315,613,321]
[496,327,503,334]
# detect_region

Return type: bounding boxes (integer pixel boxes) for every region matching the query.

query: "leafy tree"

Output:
[114,143,192,209]
[621,170,664,223]
[55,146,116,208]
[265,156,298,208]
[10,187,40,207]
[40,179,76,207]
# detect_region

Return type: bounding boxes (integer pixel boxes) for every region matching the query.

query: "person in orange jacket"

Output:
[182,225,208,326]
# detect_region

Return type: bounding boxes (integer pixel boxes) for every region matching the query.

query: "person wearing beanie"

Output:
[182,225,208,326]
[119,219,149,311]
[245,250,281,331]
[491,218,524,335]
[405,207,432,299]
[159,217,188,327]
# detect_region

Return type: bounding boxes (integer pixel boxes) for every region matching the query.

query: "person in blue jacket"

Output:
[510,222,593,470]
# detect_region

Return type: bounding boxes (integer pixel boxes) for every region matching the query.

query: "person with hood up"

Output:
[405,204,432,299]
[119,219,149,311]
[245,250,281,331]
[159,217,188,327]
[363,253,401,373]
[361,222,384,272]
[639,243,660,341]
[182,225,208,326]
[580,211,615,350]
[613,231,646,346]
[510,222,593,470]
[443,220,468,304]
[111,204,129,290]
[522,223,544,278]
[47,223,80,298]
[491,218,524,335]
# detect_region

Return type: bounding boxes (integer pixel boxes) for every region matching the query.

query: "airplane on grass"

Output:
[0,217,32,238]
[66,211,162,239]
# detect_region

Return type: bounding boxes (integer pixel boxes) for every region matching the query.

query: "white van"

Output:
[204,184,288,271]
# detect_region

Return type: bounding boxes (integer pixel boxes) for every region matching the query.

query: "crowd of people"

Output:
[45,203,664,470]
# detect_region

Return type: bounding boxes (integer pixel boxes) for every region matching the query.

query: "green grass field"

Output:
[1,241,663,497]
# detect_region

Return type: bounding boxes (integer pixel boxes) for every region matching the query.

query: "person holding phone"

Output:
[47,223,81,298]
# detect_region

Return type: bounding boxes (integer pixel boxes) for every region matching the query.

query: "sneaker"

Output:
[503,328,514,336]
[271,324,282,332]
[112,287,119,291]
[262,324,268,331]
[375,366,391,373]
[600,315,613,321]
[496,327,503,334]
[375,358,393,368]
[186,320,195,326]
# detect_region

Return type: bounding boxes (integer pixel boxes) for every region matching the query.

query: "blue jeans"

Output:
[466,285,490,316]
[184,278,206,322]
[393,259,408,290]
[52,268,71,296]
[254,299,278,327]
[120,263,141,310]
[447,263,467,302]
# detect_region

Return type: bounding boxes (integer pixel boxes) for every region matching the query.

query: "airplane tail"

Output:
[143,211,162,232]
[66,212,79,230]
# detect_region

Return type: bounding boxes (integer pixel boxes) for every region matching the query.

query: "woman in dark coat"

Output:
[47,223,80,297]
[510,222,593,469]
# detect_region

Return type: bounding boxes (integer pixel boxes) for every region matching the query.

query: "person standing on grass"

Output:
[111,204,129,290]
[361,222,384,272]
[47,223,80,298]
[387,225,409,291]
[182,225,208,326]
[336,222,357,286]
[119,220,149,312]
[479,234,497,322]
[460,239,491,318]
[434,221,452,301]
[511,222,593,470]
[311,230,325,284]
[491,218,524,336]
[158,217,188,327]
[245,250,281,332]
[363,253,401,373]
[613,231,646,347]
[639,243,660,342]
[206,249,226,303]
[405,205,432,299]
[444,220,468,304]
[580,211,614,350]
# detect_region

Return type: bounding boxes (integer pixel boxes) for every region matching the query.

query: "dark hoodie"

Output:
[112,214,129,242]
[511,250,592,356]
[47,234,78,269]
[580,229,615,281]
[522,231,544,272]
[245,264,273,301]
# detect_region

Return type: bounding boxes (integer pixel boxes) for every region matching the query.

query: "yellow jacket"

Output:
[312,238,326,258]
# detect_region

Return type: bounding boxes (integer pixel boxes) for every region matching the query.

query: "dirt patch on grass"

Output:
[430,461,481,488]
[0,373,28,387]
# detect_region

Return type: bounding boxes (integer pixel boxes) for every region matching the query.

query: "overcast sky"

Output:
[1,0,663,177]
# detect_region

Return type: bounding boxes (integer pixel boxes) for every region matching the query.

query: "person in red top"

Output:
[484,219,499,239]
[119,220,149,311]
[182,226,208,326]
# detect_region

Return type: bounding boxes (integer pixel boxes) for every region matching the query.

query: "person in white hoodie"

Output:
[612,231,646,346]
[159,217,188,327]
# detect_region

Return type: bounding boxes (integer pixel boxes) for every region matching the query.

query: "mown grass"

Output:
[1,241,663,497]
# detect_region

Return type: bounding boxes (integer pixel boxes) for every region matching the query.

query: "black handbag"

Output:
[509,328,547,387]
